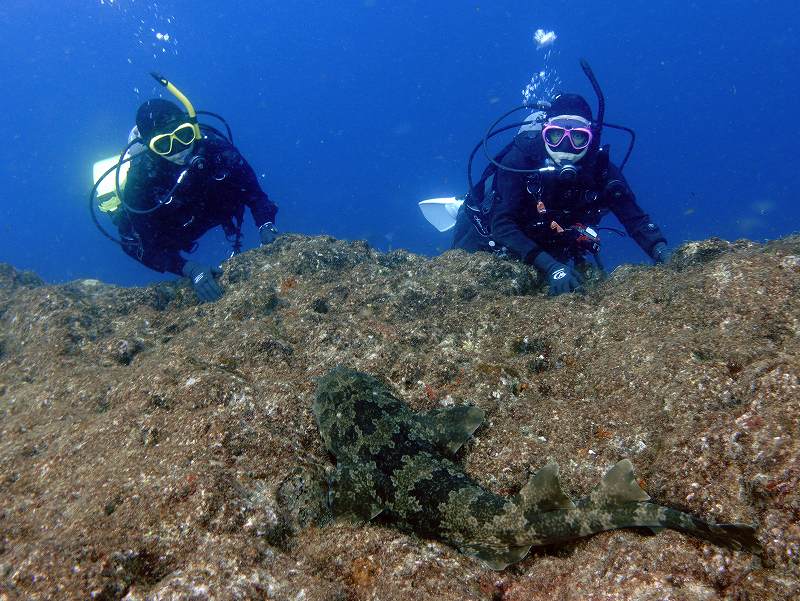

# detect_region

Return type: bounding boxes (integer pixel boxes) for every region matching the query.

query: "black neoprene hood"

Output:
[547,93,593,121]
[135,99,185,139]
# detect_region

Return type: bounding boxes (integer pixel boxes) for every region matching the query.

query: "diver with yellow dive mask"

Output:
[92,74,278,303]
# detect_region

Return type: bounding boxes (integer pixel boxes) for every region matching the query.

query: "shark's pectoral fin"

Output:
[462,542,532,571]
[588,459,651,507]
[328,461,385,522]
[514,462,576,516]
[417,405,485,455]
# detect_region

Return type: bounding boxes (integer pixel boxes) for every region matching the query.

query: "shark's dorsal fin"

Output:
[588,459,651,507]
[514,462,576,514]
[416,405,485,455]
[329,461,385,522]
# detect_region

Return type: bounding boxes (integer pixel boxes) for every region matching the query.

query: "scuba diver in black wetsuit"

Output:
[449,62,669,296]
[89,74,278,303]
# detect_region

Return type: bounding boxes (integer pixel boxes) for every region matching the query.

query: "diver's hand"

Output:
[545,263,583,296]
[182,261,224,303]
[651,242,671,264]
[532,251,583,296]
[259,222,278,245]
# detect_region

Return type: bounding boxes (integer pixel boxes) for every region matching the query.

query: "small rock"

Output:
[112,338,145,366]
[311,298,329,314]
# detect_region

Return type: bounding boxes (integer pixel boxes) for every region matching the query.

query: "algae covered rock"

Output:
[0,263,44,291]
[0,234,799,600]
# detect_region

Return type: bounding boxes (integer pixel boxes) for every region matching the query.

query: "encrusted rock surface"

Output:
[1,234,798,600]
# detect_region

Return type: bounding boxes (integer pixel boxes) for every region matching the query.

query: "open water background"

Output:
[0,1,797,285]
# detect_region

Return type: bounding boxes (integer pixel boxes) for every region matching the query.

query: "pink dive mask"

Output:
[542,124,594,151]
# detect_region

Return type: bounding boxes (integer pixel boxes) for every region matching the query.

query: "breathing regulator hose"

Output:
[580,58,605,154]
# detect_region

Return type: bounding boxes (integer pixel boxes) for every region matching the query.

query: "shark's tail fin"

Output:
[509,460,762,557]
[664,515,762,555]
[584,460,762,556]
[708,523,762,555]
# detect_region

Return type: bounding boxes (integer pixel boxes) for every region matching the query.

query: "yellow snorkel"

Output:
[150,72,202,141]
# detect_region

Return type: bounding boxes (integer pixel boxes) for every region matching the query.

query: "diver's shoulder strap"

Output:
[199,124,237,151]
[591,144,612,183]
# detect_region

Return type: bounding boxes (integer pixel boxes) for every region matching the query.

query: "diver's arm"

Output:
[247,189,278,229]
[223,147,278,228]
[605,164,666,258]
[491,151,542,263]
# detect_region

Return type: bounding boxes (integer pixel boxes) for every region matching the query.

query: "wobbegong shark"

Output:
[313,367,761,570]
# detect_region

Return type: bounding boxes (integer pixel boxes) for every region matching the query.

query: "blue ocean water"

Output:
[0,1,797,286]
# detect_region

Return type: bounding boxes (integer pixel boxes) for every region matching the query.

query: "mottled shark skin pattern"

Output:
[313,367,761,569]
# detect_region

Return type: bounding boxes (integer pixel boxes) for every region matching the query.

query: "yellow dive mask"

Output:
[148,122,198,156]
[148,72,203,156]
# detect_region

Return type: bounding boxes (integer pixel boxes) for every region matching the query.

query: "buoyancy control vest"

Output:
[466,141,623,259]
[524,145,612,227]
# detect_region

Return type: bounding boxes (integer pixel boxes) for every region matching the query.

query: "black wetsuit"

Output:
[116,132,277,275]
[452,133,665,265]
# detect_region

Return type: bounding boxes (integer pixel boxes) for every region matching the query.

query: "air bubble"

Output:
[522,28,562,105]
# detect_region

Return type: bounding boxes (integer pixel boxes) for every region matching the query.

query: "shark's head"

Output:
[313,368,349,453]
[313,367,408,457]
[313,368,375,455]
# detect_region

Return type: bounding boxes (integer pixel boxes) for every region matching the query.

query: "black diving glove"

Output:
[532,251,583,296]
[259,222,278,245]
[182,261,224,303]
[651,242,671,264]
